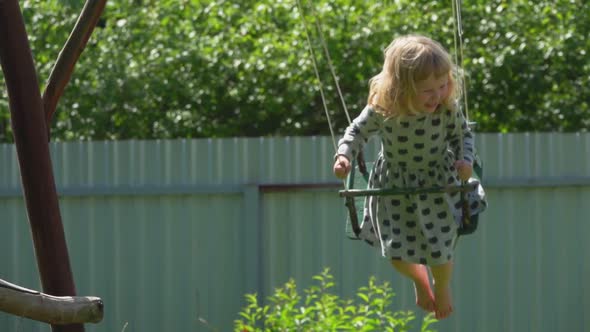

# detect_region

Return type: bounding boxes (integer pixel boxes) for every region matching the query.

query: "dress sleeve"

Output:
[336,105,382,161]
[447,109,475,163]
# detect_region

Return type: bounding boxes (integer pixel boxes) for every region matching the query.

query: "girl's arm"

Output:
[448,110,474,163]
[335,105,382,162]
[448,110,474,181]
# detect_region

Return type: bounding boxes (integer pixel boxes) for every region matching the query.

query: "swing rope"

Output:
[452,0,470,126]
[296,0,339,153]
[306,3,352,124]
[296,0,362,236]
[451,0,475,228]
[451,0,469,165]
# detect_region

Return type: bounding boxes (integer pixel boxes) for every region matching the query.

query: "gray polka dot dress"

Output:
[337,105,487,266]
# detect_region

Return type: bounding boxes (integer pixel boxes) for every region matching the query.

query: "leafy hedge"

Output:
[0,0,588,142]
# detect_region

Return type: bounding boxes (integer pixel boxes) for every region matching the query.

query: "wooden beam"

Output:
[43,0,107,131]
[0,279,103,324]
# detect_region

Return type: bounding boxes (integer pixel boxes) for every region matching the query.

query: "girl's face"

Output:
[413,74,450,113]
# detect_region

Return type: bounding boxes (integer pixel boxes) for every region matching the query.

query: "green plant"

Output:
[235,268,437,332]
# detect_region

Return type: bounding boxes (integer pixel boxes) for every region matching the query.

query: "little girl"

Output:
[333,34,487,320]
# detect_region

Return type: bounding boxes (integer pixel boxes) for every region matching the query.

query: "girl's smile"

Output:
[414,74,450,113]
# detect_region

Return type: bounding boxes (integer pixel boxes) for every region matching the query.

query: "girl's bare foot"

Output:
[414,280,435,312]
[390,260,435,313]
[434,286,453,319]
[430,261,454,320]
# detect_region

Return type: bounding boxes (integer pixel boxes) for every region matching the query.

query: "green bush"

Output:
[234,269,437,332]
[2,0,588,142]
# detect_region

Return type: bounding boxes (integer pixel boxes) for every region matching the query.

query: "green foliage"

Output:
[234,268,437,332]
[0,0,588,142]
[463,0,590,132]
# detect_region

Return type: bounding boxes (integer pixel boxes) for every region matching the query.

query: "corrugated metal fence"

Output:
[0,134,589,332]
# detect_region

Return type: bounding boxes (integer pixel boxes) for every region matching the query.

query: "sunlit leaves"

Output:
[464,0,589,131]
[0,0,588,142]
[234,269,437,332]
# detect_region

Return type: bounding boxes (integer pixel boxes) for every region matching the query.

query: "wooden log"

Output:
[0,279,103,324]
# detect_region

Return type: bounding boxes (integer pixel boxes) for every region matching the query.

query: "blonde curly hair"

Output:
[368,34,462,117]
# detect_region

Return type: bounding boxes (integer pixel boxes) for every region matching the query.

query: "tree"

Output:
[1,0,588,139]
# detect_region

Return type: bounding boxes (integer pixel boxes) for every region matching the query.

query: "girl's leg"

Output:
[430,261,454,320]
[391,259,435,312]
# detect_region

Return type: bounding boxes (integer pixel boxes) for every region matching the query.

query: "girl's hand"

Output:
[454,160,473,181]
[333,155,351,179]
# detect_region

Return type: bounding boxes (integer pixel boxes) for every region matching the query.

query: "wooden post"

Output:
[0,0,83,331]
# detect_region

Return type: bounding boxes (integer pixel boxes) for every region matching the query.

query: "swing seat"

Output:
[343,155,484,239]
